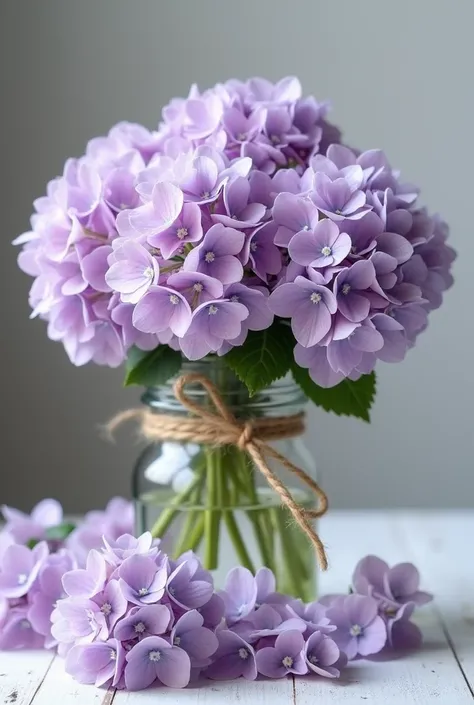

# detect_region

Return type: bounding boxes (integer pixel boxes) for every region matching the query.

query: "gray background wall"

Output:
[1,0,471,513]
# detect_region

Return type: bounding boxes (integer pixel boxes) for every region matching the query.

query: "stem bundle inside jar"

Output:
[149,443,316,602]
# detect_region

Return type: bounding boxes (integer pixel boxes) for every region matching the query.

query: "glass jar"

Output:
[132,358,318,601]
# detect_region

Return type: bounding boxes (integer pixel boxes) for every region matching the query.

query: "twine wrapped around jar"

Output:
[107,372,329,570]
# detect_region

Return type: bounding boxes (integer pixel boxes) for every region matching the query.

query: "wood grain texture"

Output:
[4,511,473,704]
[0,650,54,705]
[28,655,107,705]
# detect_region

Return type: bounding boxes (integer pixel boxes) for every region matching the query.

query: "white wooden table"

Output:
[2,510,474,704]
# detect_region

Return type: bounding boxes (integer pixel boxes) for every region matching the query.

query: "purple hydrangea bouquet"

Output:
[14,77,455,600]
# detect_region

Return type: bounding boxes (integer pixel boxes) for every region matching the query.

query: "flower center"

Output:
[230,295,239,303]
[176,227,188,240]
[302,225,310,231]
[20,620,31,630]
[250,242,258,252]
[237,132,247,141]
[201,191,211,199]
[310,292,322,304]
[238,648,249,660]
[110,649,117,661]
[149,650,161,662]
[17,574,28,585]
[134,621,146,634]
[168,586,175,596]
[193,282,203,293]
[282,656,294,668]
[335,209,343,215]
[342,283,351,295]
[350,624,362,637]
[204,251,216,263]
[208,305,218,315]
[321,246,332,256]
[309,655,318,665]
[101,602,112,616]
[144,266,154,280]
[174,636,181,646]
[271,134,281,144]
[138,588,149,596]
[169,294,180,305]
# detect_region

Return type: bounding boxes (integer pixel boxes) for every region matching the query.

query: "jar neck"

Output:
[141,357,307,418]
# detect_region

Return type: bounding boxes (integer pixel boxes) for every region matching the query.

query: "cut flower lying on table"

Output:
[0,498,432,691]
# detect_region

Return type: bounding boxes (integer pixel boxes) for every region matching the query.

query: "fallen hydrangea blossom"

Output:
[0,498,433,690]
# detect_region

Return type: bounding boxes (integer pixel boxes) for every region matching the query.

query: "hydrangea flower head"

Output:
[13,77,454,385]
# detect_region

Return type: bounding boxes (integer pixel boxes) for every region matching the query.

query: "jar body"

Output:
[133,359,318,601]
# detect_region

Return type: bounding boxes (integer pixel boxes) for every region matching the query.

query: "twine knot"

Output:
[107,372,328,570]
[237,421,254,450]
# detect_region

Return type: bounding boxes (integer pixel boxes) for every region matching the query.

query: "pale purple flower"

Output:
[304,631,347,678]
[255,567,277,606]
[233,603,306,644]
[103,532,157,565]
[256,630,307,678]
[384,602,422,651]
[1,499,63,544]
[179,155,228,204]
[27,550,76,647]
[132,286,192,337]
[0,542,48,599]
[310,162,369,221]
[223,105,266,145]
[198,593,225,629]
[125,182,184,238]
[334,260,376,322]
[326,595,387,660]
[224,283,274,337]
[125,635,191,690]
[92,580,128,632]
[289,219,351,268]
[114,604,171,641]
[352,555,432,607]
[167,271,223,308]
[269,275,337,347]
[272,192,319,247]
[62,549,107,599]
[287,599,336,635]
[51,596,108,644]
[66,639,125,687]
[294,343,345,388]
[105,241,159,304]
[170,610,218,667]
[245,223,283,281]
[119,554,168,606]
[0,608,45,650]
[166,556,213,610]
[205,630,257,681]
[219,567,258,625]
[212,177,266,228]
[148,201,203,259]
[179,300,248,360]
[80,244,113,292]
[103,168,140,212]
[183,224,244,285]
[326,321,384,376]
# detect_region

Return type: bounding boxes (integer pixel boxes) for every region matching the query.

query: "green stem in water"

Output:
[173,474,205,557]
[150,473,202,539]
[203,447,221,570]
[221,461,256,573]
[271,507,304,598]
[233,451,275,573]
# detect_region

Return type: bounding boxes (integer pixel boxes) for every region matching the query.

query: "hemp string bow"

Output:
[108,372,329,570]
